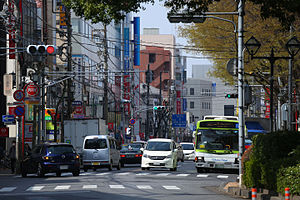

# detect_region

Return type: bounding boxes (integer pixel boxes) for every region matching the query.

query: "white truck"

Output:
[64,119,101,154]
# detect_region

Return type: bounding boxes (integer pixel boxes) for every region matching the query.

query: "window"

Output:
[190,101,194,109]
[149,53,156,63]
[190,88,194,95]
[84,139,107,149]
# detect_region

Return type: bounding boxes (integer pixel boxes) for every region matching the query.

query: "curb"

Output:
[221,182,300,200]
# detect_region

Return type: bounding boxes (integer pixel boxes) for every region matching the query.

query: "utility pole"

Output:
[103,24,108,123]
[66,7,72,119]
[145,64,150,140]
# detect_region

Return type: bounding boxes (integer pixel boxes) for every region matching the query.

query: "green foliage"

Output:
[242,131,300,193]
[277,164,300,195]
[62,0,154,24]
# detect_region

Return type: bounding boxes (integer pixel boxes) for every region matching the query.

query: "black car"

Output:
[21,143,80,177]
[120,143,143,167]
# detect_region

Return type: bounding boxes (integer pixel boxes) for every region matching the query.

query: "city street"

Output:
[0,161,242,200]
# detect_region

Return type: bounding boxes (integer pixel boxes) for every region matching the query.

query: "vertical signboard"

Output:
[123,75,130,115]
[115,76,121,111]
[176,91,181,114]
[265,88,270,119]
[8,0,15,59]
[3,74,13,96]
[60,5,67,29]
[133,17,140,66]
[124,27,130,72]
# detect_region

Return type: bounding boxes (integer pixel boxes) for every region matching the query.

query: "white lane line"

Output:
[26,186,45,191]
[176,174,190,177]
[109,185,125,189]
[156,173,170,176]
[115,172,130,176]
[197,174,209,178]
[217,175,229,179]
[96,172,110,176]
[80,172,93,176]
[83,185,97,189]
[137,185,153,190]
[0,187,17,192]
[163,186,180,190]
[136,173,150,176]
[54,185,71,190]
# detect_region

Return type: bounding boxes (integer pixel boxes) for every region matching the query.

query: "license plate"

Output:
[153,163,161,166]
[92,162,100,166]
[60,165,68,170]
[215,164,224,168]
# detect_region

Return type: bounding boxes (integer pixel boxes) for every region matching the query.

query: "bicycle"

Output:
[0,154,11,169]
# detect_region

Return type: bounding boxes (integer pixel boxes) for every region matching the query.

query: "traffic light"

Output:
[26,45,56,56]
[126,127,131,135]
[153,106,165,111]
[225,93,238,98]
[146,70,154,83]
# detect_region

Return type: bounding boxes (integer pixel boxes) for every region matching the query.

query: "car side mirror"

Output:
[140,148,144,152]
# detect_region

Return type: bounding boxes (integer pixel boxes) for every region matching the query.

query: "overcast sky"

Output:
[134,0,212,78]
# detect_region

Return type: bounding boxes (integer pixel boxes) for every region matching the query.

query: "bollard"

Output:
[252,188,257,200]
[285,188,290,200]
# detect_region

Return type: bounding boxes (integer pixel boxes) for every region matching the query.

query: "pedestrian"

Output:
[8,141,16,174]
[24,143,31,156]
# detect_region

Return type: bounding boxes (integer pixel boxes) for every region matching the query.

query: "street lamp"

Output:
[245,36,300,132]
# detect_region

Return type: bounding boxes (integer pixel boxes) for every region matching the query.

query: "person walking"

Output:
[8,141,16,174]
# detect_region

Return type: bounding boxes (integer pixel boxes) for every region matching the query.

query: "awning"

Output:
[245,121,266,133]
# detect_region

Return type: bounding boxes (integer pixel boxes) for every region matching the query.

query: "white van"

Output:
[141,138,178,171]
[82,135,121,172]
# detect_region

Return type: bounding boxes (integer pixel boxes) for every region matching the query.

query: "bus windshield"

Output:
[196,129,238,151]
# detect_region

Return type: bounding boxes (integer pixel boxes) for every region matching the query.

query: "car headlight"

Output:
[166,154,172,158]
[143,154,148,158]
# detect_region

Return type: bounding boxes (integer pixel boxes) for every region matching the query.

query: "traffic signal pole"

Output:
[146,64,150,140]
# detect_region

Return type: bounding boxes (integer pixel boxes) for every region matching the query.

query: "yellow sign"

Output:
[45,108,56,120]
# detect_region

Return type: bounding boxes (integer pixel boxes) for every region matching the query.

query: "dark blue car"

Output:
[21,143,80,177]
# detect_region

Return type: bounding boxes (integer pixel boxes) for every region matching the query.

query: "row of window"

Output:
[189,101,211,110]
[189,88,211,96]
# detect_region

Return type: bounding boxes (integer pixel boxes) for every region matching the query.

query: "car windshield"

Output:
[181,144,194,150]
[47,145,74,154]
[145,142,171,151]
[196,129,238,151]
[84,139,107,149]
[121,144,142,151]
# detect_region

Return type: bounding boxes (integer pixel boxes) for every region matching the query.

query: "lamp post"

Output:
[245,36,300,132]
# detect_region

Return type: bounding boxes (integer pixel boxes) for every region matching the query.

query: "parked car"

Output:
[120,143,143,167]
[20,143,80,177]
[180,142,195,161]
[141,138,178,171]
[82,135,121,172]
[176,143,184,162]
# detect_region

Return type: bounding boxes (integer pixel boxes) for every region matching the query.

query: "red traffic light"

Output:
[26,45,56,55]
[46,45,56,55]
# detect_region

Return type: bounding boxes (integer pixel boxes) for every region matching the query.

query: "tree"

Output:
[62,0,154,24]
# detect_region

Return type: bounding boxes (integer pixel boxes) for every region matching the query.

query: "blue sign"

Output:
[172,114,187,128]
[133,17,140,66]
[124,27,130,73]
[2,115,15,123]
[72,101,82,106]
[129,118,136,125]
[182,98,187,112]
[15,106,25,116]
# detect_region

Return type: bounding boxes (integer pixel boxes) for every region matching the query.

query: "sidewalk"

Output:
[0,167,15,176]
[220,182,300,200]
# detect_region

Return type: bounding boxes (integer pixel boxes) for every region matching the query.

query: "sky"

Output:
[134,0,212,78]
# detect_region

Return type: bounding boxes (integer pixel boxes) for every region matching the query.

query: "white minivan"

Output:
[82,135,121,172]
[141,138,178,171]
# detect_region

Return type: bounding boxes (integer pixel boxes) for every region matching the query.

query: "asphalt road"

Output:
[0,161,243,200]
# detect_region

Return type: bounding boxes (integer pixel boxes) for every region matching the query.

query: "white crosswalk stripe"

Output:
[156,173,170,176]
[26,186,45,191]
[217,175,229,179]
[136,173,150,176]
[0,187,17,192]
[83,185,97,189]
[176,174,190,177]
[137,185,153,189]
[109,185,125,189]
[163,186,180,190]
[197,174,209,178]
[115,172,130,176]
[54,185,71,190]
[96,172,111,176]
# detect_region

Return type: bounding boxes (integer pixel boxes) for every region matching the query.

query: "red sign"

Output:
[74,106,83,114]
[176,99,181,114]
[13,90,25,101]
[9,107,16,115]
[25,82,39,97]
[108,123,114,131]
[0,127,9,137]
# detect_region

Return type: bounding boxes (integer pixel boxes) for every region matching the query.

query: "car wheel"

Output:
[72,170,80,176]
[121,163,125,167]
[141,167,146,170]
[116,161,121,170]
[108,162,113,171]
[83,166,88,172]
[56,172,61,177]
[37,163,45,177]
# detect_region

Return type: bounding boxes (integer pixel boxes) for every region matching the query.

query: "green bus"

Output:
[194,116,241,172]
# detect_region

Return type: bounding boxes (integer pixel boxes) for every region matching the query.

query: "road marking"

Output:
[197,174,209,178]
[137,185,153,190]
[55,185,71,190]
[156,173,170,176]
[96,172,110,176]
[0,187,17,192]
[115,172,130,176]
[176,174,190,177]
[217,175,229,179]
[163,186,180,190]
[80,172,93,176]
[109,185,125,189]
[26,186,45,191]
[136,173,150,176]
[83,185,97,189]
